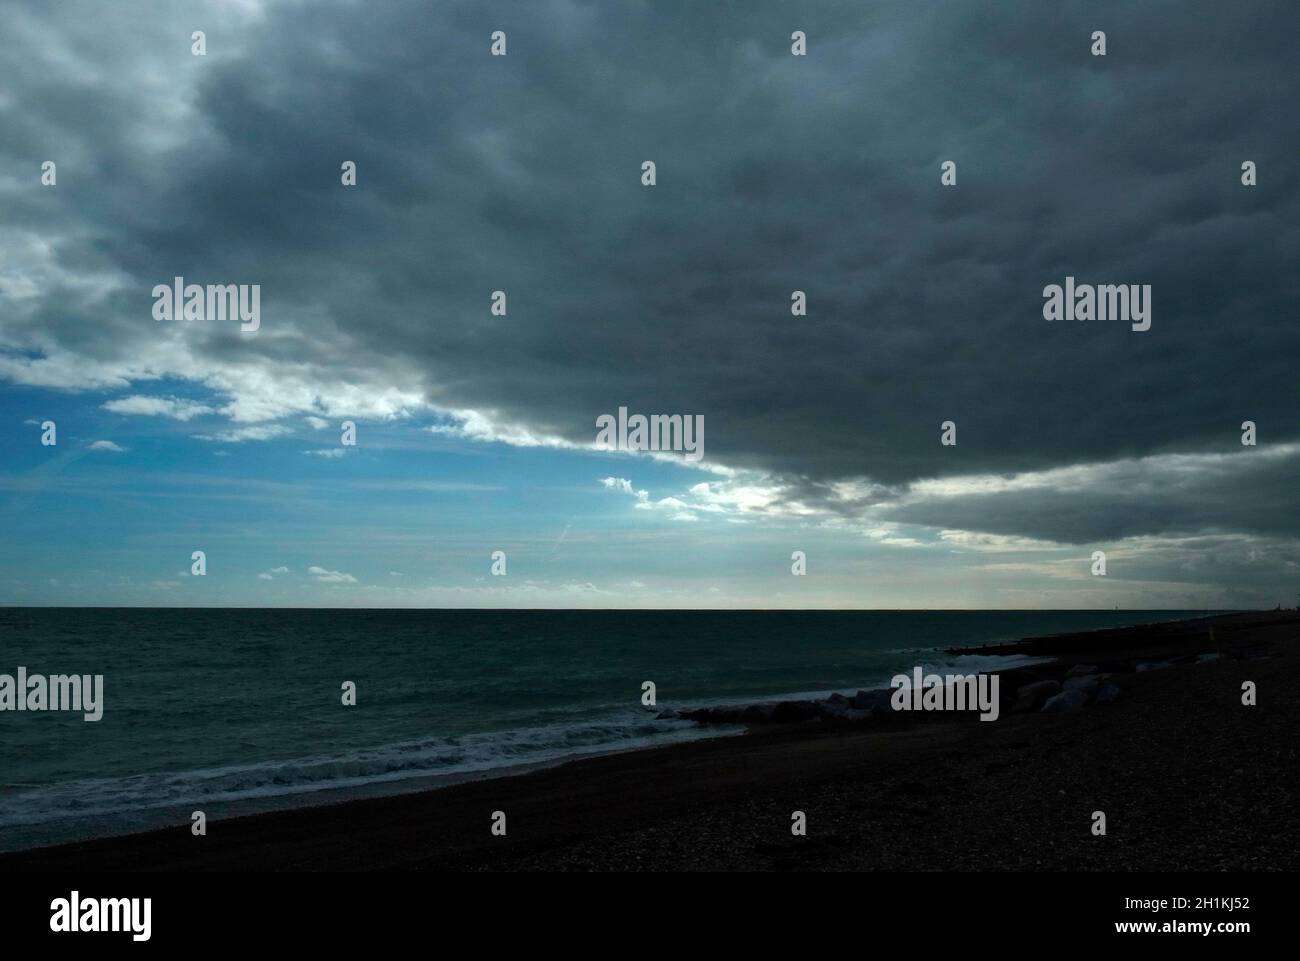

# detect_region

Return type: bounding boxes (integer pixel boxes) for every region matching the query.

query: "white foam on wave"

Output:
[0,708,727,834]
[0,650,1044,850]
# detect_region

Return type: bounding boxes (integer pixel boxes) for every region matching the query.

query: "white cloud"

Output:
[560,581,608,594]
[87,440,126,452]
[308,565,357,584]
[430,408,580,449]
[601,473,804,524]
[938,530,1062,552]
[192,424,291,443]
[904,444,1300,502]
[102,394,215,421]
[600,476,650,505]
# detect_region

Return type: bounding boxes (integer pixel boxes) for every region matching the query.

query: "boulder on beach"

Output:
[1066,664,1099,677]
[1095,683,1122,703]
[741,703,776,723]
[1063,675,1101,693]
[679,694,879,727]
[821,699,878,720]
[771,700,821,723]
[852,689,892,712]
[677,706,747,725]
[1011,679,1061,713]
[1041,688,1089,712]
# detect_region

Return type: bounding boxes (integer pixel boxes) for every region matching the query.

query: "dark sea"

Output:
[0,608,1222,851]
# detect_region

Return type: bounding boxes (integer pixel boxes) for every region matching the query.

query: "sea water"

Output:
[0,607,1220,851]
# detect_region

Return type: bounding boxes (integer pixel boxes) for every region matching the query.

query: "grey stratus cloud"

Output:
[2,0,1298,545]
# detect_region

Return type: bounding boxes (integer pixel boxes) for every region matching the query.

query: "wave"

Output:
[0,709,726,833]
[0,649,1043,847]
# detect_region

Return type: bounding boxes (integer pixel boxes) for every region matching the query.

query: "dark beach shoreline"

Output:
[2,610,1296,872]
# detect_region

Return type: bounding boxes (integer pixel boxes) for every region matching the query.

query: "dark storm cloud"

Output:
[2,0,1297,544]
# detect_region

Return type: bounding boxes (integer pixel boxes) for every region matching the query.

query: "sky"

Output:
[1,0,1297,609]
